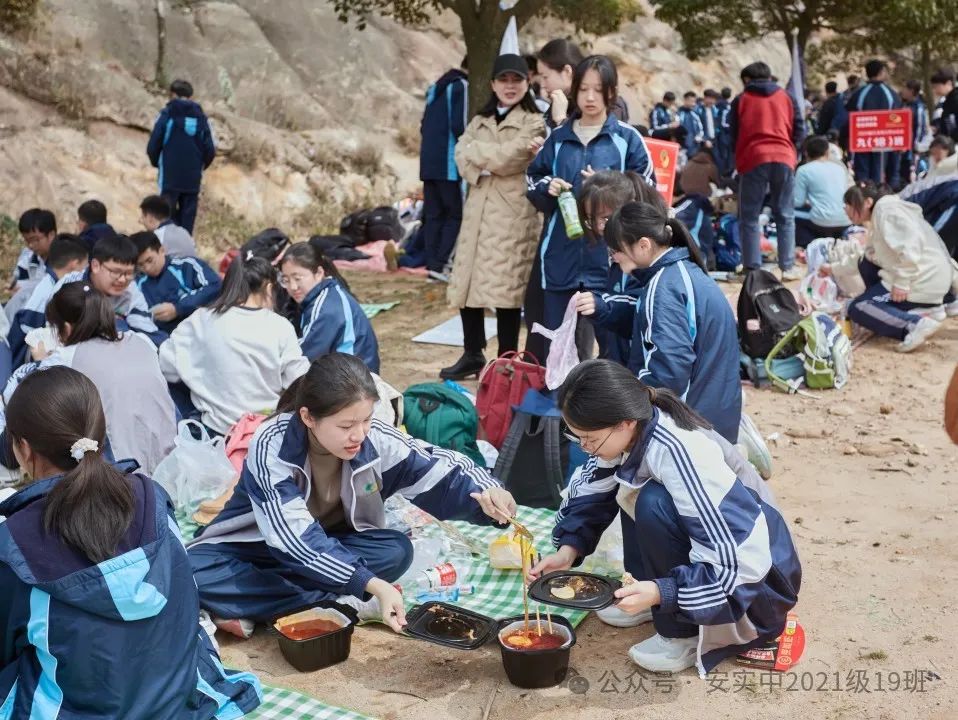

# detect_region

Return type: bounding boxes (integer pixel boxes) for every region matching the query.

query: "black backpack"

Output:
[339,207,403,247]
[493,390,570,510]
[737,269,802,359]
[241,228,290,263]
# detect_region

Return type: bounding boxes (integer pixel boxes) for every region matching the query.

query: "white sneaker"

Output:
[780,267,804,282]
[897,316,941,353]
[335,594,382,622]
[427,270,449,283]
[916,305,947,322]
[595,605,653,628]
[628,633,698,673]
[211,615,255,639]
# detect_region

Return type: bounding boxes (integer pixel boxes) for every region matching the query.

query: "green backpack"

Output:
[402,383,485,466]
[765,312,852,393]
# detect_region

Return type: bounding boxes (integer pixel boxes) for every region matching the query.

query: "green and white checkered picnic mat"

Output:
[397,506,589,628]
[248,686,375,720]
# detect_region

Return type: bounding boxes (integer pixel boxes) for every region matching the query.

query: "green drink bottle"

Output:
[558,190,584,240]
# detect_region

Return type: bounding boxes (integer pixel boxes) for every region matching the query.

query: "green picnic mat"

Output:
[360,302,399,319]
[399,506,589,627]
[248,686,376,720]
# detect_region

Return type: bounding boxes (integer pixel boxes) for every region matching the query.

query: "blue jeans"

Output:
[738,162,796,270]
[620,482,698,639]
[848,259,938,340]
[188,529,414,621]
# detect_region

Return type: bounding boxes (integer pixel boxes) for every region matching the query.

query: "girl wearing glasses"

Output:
[530,359,801,675]
[279,243,380,373]
[573,201,741,444]
[159,256,310,435]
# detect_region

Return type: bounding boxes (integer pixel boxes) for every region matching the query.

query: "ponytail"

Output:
[6,366,133,563]
[843,181,893,217]
[211,255,276,314]
[578,170,667,244]
[606,201,707,271]
[559,359,711,434]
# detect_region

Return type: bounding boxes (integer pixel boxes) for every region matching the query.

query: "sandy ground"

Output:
[220,270,958,720]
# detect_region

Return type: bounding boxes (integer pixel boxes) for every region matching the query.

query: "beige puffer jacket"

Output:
[447,107,545,309]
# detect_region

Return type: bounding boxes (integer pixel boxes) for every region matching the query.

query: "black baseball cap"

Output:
[493,54,529,80]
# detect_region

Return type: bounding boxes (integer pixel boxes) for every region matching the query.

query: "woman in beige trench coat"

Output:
[440,54,546,380]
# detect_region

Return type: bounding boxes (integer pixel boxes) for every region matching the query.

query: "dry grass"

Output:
[192,197,257,262]
[349,141,383,177]
[396,123,421,157]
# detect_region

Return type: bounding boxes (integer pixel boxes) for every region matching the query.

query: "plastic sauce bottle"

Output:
[558,190,584,240]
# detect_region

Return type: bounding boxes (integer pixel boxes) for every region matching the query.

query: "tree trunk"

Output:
[155,0,167,88]
[920,40,932,105]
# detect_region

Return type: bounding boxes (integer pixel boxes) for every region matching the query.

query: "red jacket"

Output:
[730,81,802,174]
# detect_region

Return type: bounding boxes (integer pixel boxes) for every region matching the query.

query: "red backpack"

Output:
[476,352,547,449]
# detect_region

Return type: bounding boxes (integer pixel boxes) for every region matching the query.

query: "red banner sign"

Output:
[849,110,912,153]
[645,138,680,206]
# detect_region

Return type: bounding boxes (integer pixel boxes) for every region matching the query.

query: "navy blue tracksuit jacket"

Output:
[147,98,216,193]
[136,256,222,333]
[296,278,380,373]
[420,69,468,182]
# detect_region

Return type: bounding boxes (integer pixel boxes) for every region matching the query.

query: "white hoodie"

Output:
[159,306,310,434]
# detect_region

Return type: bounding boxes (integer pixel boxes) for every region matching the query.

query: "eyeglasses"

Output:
[278,274,314,289]
[100,265,134,282]
[563,427,616,454]
[583,215,611,231]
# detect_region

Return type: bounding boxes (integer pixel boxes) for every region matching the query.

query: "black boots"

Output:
[439,352,487,380]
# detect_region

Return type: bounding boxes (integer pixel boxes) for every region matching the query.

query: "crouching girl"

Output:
[530,360,801,675]
[188,353,515,632]
[0,366,261,718]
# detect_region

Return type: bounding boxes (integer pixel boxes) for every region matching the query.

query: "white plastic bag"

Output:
[152,420,237,512]
[531,296,580,390]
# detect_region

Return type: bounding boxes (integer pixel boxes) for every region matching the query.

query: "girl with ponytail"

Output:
[530,359,801,677]
[159,255,310,435]
[0,366,262,717]
[574,200,742,443]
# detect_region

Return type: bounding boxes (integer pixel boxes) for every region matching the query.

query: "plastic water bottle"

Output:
[558,190,584,240]
[414,584,476,603]
[409,559,472,592]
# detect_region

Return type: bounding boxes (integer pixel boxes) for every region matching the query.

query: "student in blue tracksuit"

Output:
[676,92,705,158]
[844,59,903,187]
[648,92,680,140]
[0,366,262,718]
[574,201,741,443]
[132,231,221,333]
[279,243,380,373]
[11,208,55,289]
[146,79,216,234]
[577,170,667,366]
[526,55,655,359]
[900,80,932,181]
[714,88,735,176]
[56,235,168,349]
[674,194,716,267]
[419,61,468,277]
[76,199,116,254]
[529,359,801,675]
[7,234,89,368]
[187,353,516,629]
[696,89,720,151]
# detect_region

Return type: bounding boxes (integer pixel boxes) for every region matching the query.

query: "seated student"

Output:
[0,366,262,718]
[140,194,197,258]
[57,234,168,348]
[794,135,852,248]
[529,360,801,674]
[132,231,221,333]
[7,233,89,367]
[1,282,176,473]
[834,183,958,351]
[187,353,516,631]
[574,201,742,444]
[76,199,116,253]
[279,243,380,373]
[159,256,310,435]
[577,170,668,366]
[10,208,56,291]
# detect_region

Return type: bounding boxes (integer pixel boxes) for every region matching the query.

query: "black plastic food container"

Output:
[274,607,355,672]
[497,614,576,689]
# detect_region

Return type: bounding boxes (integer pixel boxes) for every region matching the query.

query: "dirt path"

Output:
[220,271,957,720]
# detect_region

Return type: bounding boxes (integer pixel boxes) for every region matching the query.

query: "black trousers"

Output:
[795,217,848,249]
[163,190,199,234]
[461,307,521,356]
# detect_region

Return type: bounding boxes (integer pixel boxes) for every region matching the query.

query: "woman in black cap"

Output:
[440,54,546,379]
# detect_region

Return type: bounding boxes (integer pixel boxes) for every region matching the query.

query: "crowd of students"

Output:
[8,42,957,716]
